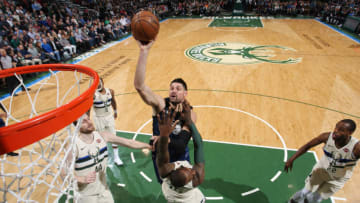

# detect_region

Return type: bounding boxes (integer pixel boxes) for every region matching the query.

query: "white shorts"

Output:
[93,114,115,135]
[78,189,114,203]
[305,163,349,199]
[162,185,205,203]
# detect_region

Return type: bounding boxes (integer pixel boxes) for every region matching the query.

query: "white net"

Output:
[0,67,95,203]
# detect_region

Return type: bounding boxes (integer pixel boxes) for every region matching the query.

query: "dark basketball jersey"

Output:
[151,98,192,183]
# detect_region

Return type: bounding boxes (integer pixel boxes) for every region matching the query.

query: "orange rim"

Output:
[0,64,99,155]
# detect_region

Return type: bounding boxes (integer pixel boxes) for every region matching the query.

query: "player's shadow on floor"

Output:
[201,178,270,203]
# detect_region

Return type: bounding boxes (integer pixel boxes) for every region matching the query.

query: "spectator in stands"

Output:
[22,30,31,44]
[35,41,48,62]
[1,48,19,96]
[32,0,42,14]
[59,33,77,57]
[71,16,79,27]
[80,27,95,49]
[88,26,102,47]
[27,42,42,65]
[17,44,33,66]
[0,16,11,37]
[10,34,20,50]
[18,33,28,47]
[68,31,76,45]
[41,38,61,62]
[74,27,87,51]
[48,36,66,60]
[0,36,11,51]
[9,48,21,67]
[33,34,42,45]
[96,22,106,43]
[119,15,129,33]
[27,27,36,40]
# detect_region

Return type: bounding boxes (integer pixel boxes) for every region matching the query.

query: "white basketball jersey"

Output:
[93,88,113,117]
[75,131,108,196]
[320,132,359,178]
[162,161,205,203]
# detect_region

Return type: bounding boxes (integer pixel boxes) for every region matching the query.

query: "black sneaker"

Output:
[7,152,19,156]
[288,199,296,203]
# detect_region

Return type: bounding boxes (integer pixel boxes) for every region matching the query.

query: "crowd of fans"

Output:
[168,0,230,16]
[0,0,133,95]
[245,0,360,27]
[246,0,313,16]
[0,0,360,95]
[318,0,360,28]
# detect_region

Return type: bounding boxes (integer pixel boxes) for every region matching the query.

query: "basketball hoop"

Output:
[0,64,99,154]
[0,64,99,202]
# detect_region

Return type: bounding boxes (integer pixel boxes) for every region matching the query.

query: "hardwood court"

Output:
[2,18,360,202]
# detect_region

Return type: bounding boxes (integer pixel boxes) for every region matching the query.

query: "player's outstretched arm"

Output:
[190,122,205,187]
[156,111,178,178]
[181,100,205,187]
[284,132,329,172]
[110,89,118,119]
[100,131,151,149]
[134,40,165,113]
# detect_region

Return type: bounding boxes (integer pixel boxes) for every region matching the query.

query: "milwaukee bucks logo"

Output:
[185,42,301,65]
[89,147,103,172]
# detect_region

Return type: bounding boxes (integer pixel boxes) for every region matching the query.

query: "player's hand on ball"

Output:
[136,39,155,51]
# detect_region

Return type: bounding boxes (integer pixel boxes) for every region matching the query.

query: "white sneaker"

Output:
[114,158,123,166]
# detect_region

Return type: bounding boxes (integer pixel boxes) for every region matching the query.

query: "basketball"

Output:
[131,11,160,44]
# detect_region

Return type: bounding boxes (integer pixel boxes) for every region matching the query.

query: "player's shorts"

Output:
[162,184,205,203]
[93,114,115,135]
[305,163,349,199]
[78,189,114,203]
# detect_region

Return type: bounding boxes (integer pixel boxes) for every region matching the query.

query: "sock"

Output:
[306,192,322,203]
[290,188,310,202]
[113,146,123,166]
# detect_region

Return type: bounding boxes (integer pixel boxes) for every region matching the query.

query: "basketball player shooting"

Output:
[134,39,198,183]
